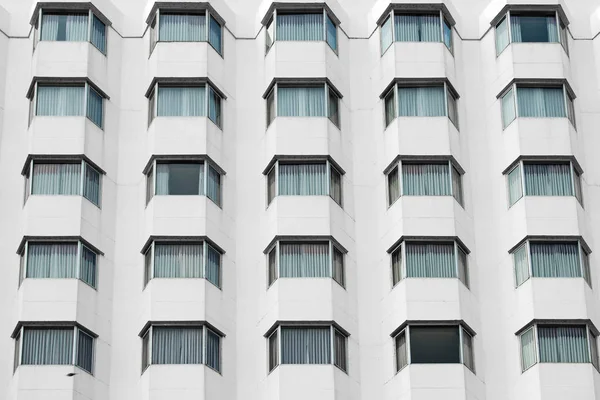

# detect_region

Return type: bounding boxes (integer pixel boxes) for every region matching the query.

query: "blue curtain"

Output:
[279,243,329,278]
[538,326,589,363]
[80,245,97,288]
[513,244,530,286]
[394,14,441,42]
[398,86,446,116]
[157,86,206,117]
[496,17,510,55]
[159,14,206,41]
[32,163,81,195]
[381,16,393,53]
[41,13,88,41]
[206,329,220,371]
[209,15,222,53]
[278,164,327,195]
[405,243,455,278]
[524,164,573,196]
[276,13,323,41]
[277,86,326,117]
[154,244,203,278]
[37,85,85,116]
[208,87,221,127]
[521,328,537,370]
[83,163,101,206]
[326,14,337,51]
[530,243,580,278]
[402,163,451,196]
[27,243,78,279]
[91,15,106,53]
[511,16,558,43]
[87,87,103,128]
[22,328,73,365]
[281,327,331,364]
[206,244,221,287]
[152,327,203,364]
[207,166,221,205]
[517,87,566,117]
[76,330,94,373]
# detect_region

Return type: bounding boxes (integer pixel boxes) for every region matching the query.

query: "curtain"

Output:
[22,328,73,365]
[326,14,337,51]
[385,91,396,126]
[496,17,509,55]
[457,247,468,287]
[530,243,580,278]
[398,86,446,116]
[452,166,463,205]
[159,14,206,41]
[157,86,206,117]
[281,327,331,364]
[152,327,203,364]
[37,86,85,116]
[41,14,88,41]
[332,248,344,286]
[381,16,393,53]
[443,19,452,50]
[154,244,203,278]
[76,330,94,373]
[208,87,221,127]
[156,164,169,195]
[538,326,589,363]
[41,14,60,40]
[206,245,221,287]
[508,164,523,206]
[207,166,221,205]
[80,246,97,288]
[513,244,530,287]
[517,87,566,117]
[388,167,400,205]
[502,88,516,128]
[402,163,451,196]
[277,86,326,117]
[83,163,101,206]
[511,16,558,43]
[27,243,78,279]
[278,164,327,196]
[395,330,408,370]
[91,15,106,53]
[394,14,441,42]
[206,329,220,371]
[523,164,573,196]
[280,243,329,278]
[462,331,474,370]
[510,16,522,42]
[392,248,403,285]
[406,243,455,278]
[333,330,346,371]
[276,13,323,41]
[521,328,537,370]
[87,87,103,128]
[209,15,222,53]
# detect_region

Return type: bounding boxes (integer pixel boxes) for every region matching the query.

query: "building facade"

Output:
[0,0,600,399]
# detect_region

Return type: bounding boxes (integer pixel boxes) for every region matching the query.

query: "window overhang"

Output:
[262,77,343,100]
[390,319,475,338]
[262,155,345,175]
[144,77,227,100]
[502,155,583,176]
[263,235,347,254]
[140,235,225,255]
[17,235,104,256]
[376,3,456,27]
[138,320,226,338]
[30,2,112,27]
[11,321,98,339]
[21,154,106,176]
[379,77,459,100]
[508,235,591,255]
[145,2,226,27]
[26,76,109,100]
[489,4,569,28]
[386,236,470,255]
[142,154,226,176]
[496,78,576,100]
[383,155,465,176]
[263,320,350,338]
[516,319,598,337]
[260,2,340,27]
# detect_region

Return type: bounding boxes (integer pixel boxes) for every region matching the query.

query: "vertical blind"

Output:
[41,13,88,41]
[157,86,205,117]
[281,327,331,364]
[277,86,326,117]
[402,163,451,196]
[152,327,203,364]
[279,243,329,278]
[276,13,323,41]
[530,242,581,278]
[523,163,572,196]
[159,14,206,41]
[398,86,446,117]
[405,243,456,278]
[37,85,84,116]
[394,14,441,42]
[517,87,566,118]
[538,326,589,363]
[278,164,327,195]
[32,163,81,195]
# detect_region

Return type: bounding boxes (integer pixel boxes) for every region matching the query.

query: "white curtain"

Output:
[538,326,589,363]
[520,327,537,371]
[22,328,73,365]
[32,163,81,195]
[517,87,566,117]
[279,243,329,278]
[157,86,206,117]
[152,327,203,364]
[26,243,78,279]
[281,327,331,364]
[530,242,580,278]
[402,163,451,196]
[159,14,206,41]
[154,243,203,278]
[276,13,323,41]
[405,243,455,278]
[523,163,572,196]
[394,14,441,42]
[398,86,446,116]
[37,86,85,116]
[277,86,326,117]
[278,164,327,196]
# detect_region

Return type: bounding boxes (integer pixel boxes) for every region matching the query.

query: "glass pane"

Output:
[560,23,569,53]
[333,330,346,371]
[209,15,222,54]
[517,87,566,118]
[513,243,530,287]
[281,327,331,364]
[87,87,103,128]
[144,249,152,286]
[394,14,441,42]
[443,19,452,50]
[381,16,393,53]
[538,326,589,363]
[384,90,396,126]
[457,247,468,287]
[266,90,275,126]
[395,330,407,371]
[392,247,403,285]
[267,167,276,204]
[520,327,537,371]
[567,94,576,127]
[205,329,221,371]
[447,90,459,128]
[511,15,558,43]
[277,86,326,117]
[388,166,400,205]
[27,243,78,279]
[152,327,203,364]
[268,248,277,286]
[83,163,101,206]
[157,86,206,117]
[405,243,455,278]
[155,163,202,195]
[452,166,463,205]
[328,89,339,127]
[269,331,279,371]
[276,13,323,41]
[333,247,344,287]
[329,165,342,205]
[523,163,573,196]
[398,86,446,117]
[208,86,221,127]
[266,19,274,52]
[279,243,329,278]
[91,14,106,53]
[402,163,451,196]
[410,326,460,363]
[508,164,523,206]
[76,330,94,373]
[41,13,88,41]
[146,168,154,204]
[14,334,20,371]
[32,163,81,195]
[207,165,221,206]
[206,244,221,287]
[159,13,206,41]
[22,328,74,365]
[142,331,150,370]
[502,88,516,128]
[495,16,509,55]
[278,163,327,196]
[80,245,97,288]
[37,85,85,116]
[326,14,337,51]
[462,330,474,371]
[148,91,156,125]
[154,243,203,278]
[574,171,583,205]
[530,242,581,278]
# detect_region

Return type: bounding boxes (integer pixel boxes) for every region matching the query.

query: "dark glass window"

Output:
[410,326,460,363]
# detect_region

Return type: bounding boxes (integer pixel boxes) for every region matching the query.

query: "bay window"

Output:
[265,80,341,127]
[143,238,223,288]
[500,82,576,128]
[520,323,599,371]
[386,159,464,206]
[505,159,583,207]
[267,324,348,372]
[266,238,345,287]
[394,324,474,372]
[383,80,459,128]
[265,158,343,206]
[19,239,100,288]
[511,239,591,287]
[141,324,222,373]
[24,158,103,207]
[14,324,95,374]
[389,239,469,287]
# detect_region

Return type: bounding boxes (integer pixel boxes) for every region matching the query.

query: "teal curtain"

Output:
[22,328,73,365]
[496,17,509,55]
[154,243,203,278]
[83,163,101,206]
[87,87,103,128]
[76,330,94,373]
[32,163,81,195]
[206,329,221,371]
[91,15,106,53]
[277,86,326,117]
[209,15,222,53]
[521,328,537,370]
[405,243,455,278]
[394,14,441,42]
[206,244,221,287]
[281,327,331,364]
[402,163,451,196]
[41,13,88,41]
[443,19,452,50]
[27,243,78,279]
[511,16,558,43]
[398,86,446,116]
[326,14,337,51]
[517,87,566,117]
[280,243,329,277]
[530,243,580,278]
[80,245,97,288]
[276,13,323,41]
[157,86,206,117]
[524,164,572,196]
[502,88,516,128]
[538,326,589,363]
[152,327,202,364]
[159,14,206,41]
[514,244,530,286]
[207,166,221,205]
[381,16,393,53]
[278,164,327,195]
[37,86,85,116]
[508,164,523,206]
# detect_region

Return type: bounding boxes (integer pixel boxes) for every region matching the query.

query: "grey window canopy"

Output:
[142,154,226,176]
[260,2,341,27]
[489,4,569,28]
[383,155,465,176]
[262,155,345,176]
[17,235,104,256]
[21,154,106,177]
[26,76,109,101]
[30,2,112,27]
[140,235,225,255]
[262,77,343,100]
[11,321,98,339]
[376,3,456,27]
[144,77,227,100]
[386,236,470,255]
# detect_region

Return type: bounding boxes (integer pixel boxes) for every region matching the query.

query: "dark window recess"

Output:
[165,164,201,195]
[409,326,461,364]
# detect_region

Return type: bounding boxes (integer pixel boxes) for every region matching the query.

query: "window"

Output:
[511,240,591,287]
[380,10,454,55]
[265,159,343,206]
[495,11,568,56]
[265,9,338,53]
[143,239,222,288]
[394,324,474,372]
[19,240,99,288]
[38,10,106,54]
[383,82,459,128]
[24,159,102,207]
[267,325,347,372]
[266,239,345,287]
[390,240,469,287]
[266,82,341,128]
[14,325,95,374]
[147,82,223,128]
[520,324,599,371]
[28,82,106,128]
[501,84,576,128]
[145,159,223,207]
[505,160,583,207]
[141,324,222,373]
[387,160,464,206]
